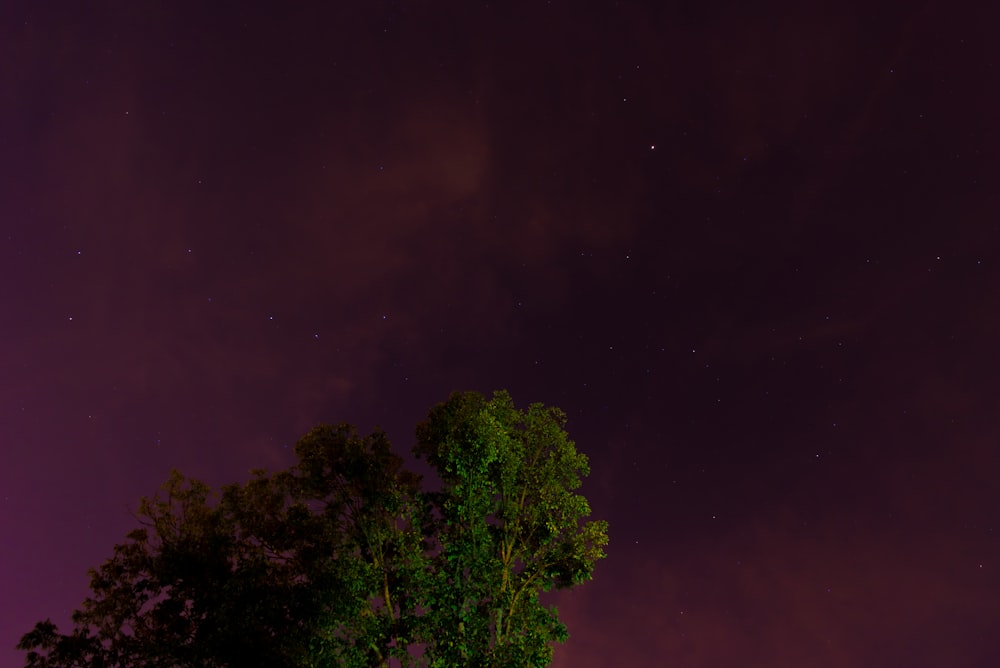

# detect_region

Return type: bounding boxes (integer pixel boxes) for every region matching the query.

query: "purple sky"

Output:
[2,2,999,666]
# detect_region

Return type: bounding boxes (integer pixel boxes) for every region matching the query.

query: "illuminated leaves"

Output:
[415,390,609,667]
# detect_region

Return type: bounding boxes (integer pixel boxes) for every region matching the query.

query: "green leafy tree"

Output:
[19,426,424,668]
[414,390,609,667]
[19,391,607,668]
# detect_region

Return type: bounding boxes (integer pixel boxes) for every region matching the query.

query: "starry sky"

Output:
[2,2,999,666]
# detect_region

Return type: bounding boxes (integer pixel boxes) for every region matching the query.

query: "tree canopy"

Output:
[19,390,609,668]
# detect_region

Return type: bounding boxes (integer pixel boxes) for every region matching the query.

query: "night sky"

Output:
[3,2,999,666]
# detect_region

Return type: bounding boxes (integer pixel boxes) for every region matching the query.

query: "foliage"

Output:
[414,391,609,667]
[19,391,608,668]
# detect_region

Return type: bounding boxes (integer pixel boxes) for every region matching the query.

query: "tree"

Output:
[414,390,609,667]
[19,391,608,668]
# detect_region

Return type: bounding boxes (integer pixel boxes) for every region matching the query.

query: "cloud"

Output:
[553,503,994,668]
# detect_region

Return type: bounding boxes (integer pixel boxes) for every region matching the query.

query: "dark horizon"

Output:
[2,2,998,666]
